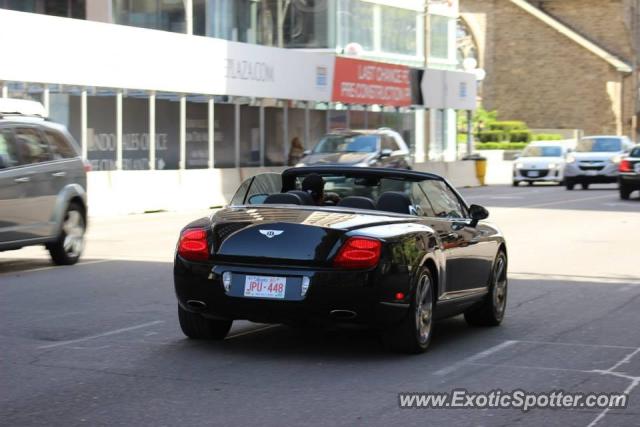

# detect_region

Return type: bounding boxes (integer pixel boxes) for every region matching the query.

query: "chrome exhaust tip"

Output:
[186,300,207,310]
[329,309,357,320]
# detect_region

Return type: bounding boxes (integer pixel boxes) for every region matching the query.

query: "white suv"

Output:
[563,136,633,190]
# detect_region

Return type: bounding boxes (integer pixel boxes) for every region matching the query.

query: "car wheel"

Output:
[620,183,632,200]
[381,268,434,354]
[581,183,590,190]
[464,251,508,327]
[512,181,519,187]
[566,181,575,190]
[178,305,232,340]
[527,181,534,186]
[47,202,86,266]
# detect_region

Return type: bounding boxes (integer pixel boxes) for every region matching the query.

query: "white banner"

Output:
[421,69,477,110]
[0,10,334,102]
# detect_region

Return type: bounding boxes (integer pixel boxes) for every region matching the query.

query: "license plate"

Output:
[528,171,539,178]
[244,275,286,299]
[586,170,597,176]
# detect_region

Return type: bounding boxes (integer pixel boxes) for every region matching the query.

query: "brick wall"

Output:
[460,0,637,137]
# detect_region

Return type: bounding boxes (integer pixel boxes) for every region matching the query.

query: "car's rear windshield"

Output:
[630,147,640,157]
[576,138,622,153]
[312,135,379,154]
[521,146,562,157]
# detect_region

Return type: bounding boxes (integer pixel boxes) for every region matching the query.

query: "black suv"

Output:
[0,99,88,265]
[619,145,640,200]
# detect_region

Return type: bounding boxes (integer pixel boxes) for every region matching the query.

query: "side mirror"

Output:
[469,204,489,227]
[303,150,311,156]
[379,148,393,158]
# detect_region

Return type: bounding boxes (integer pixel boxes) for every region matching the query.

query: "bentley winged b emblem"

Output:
[259,229,284,239]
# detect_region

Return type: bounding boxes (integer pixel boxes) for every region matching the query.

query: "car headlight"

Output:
[515,162,524,169]
[610,155,622,164]
[565,155,576,164]
[548,163,557,169]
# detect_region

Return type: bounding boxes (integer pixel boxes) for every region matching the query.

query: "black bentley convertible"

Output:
[174,167,508,353]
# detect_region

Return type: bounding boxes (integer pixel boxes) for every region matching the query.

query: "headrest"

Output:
[287,190,315,205]
[337,196,377,210]
[263,193,302,205]
[377,191,412,214]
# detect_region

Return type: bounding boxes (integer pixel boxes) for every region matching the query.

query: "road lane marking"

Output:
[434,340,517,376]
[38,320,164,349]
[510,272,640,285]
[225,325,280,340]
[519,193,615,208]
[0,259,112,277]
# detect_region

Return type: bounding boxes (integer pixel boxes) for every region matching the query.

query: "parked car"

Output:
[563,135,634,190]
[619,145,640,200]
[513,140,576,186]
[0,99,88,265]
[173,166,508,353]
[296,128,412,169]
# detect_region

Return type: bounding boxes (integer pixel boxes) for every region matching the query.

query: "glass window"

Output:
[410,182,435,217]
[430,15,450,59]
[577,138,623,153]
[521,146,563,158]
[337,0,374,51]
[85,94,117,171]
[312,134,379,154]
[156,94,180,170]
[239,105,260,167]
[186,99,209,169]
[281,0,329,48]
[420,180,465,219]
[213,102,236,168]
[0,129,19,169]
[264,106,285,166]
[14,127,52,165]
[113,0,185,33]
[630,147,640,157]
[43,129,77,159]
[123,94,150,170]
[380,5,416,56]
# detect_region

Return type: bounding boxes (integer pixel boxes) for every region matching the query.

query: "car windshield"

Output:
[630,147,640,157]
[312,135,379,154]
[576,138,622,153]
[521,146,562,157]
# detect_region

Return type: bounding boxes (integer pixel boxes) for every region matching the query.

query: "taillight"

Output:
[619,160,632,173]
[83,160,92,173]
[333,237,382,269]
[178,228,210,261]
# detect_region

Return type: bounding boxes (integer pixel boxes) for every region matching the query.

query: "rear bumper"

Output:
[174,258,410,326]
[620,174,640,188]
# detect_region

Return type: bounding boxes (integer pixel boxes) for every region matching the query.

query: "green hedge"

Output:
[532,133,563,141]
[488,121,527,132]
[475,142,529,150]
[509,130,533,143]
[478,130,508,142]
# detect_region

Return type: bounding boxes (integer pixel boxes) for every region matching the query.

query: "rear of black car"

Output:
[618,146,640,200]
[173,208,415,327]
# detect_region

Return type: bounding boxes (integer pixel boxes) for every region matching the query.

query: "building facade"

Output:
[0,0,469,173]
[460,0,640,139]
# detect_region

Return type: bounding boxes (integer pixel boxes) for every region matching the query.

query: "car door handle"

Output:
[51,171,67,177]
[14,177,31,183]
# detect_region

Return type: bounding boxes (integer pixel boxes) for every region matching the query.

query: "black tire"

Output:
[381,268,434,354]
[47,202,86,266]
[512,181,519,187]
[178,305,232,340]
[464,251,508,327]
[566,180,575,190]
[619,183,632,200]
[581,182,590,190]
[527,181,534,186]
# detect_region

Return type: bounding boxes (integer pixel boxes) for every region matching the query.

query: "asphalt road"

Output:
[1,183,639,427]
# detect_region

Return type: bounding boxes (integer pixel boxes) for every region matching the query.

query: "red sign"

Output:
[331,57,412,107]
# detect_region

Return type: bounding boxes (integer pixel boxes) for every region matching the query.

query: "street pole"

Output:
[466,109,473,155]
[423,1,431,163]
